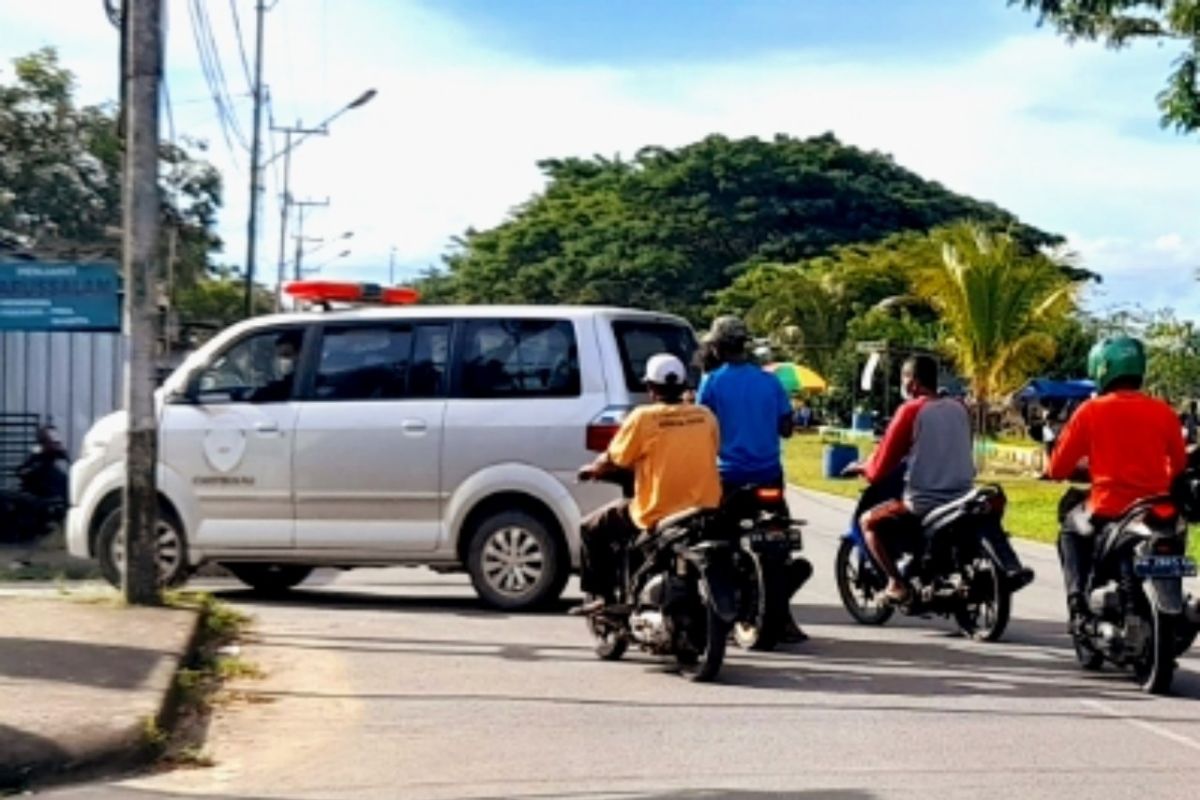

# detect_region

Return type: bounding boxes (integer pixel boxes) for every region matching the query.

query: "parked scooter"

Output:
[0,421,69,544]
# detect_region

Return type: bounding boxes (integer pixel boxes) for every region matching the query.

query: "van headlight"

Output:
[81,429,109,458]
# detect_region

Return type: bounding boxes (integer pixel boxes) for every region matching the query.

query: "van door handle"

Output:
[401,419,428,434]
[254,421,280,434]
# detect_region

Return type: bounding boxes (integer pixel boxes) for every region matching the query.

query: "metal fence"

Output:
[0,331,124,461]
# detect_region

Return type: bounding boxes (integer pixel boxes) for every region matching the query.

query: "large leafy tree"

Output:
[428,134,1060,319]
[0,48,222,292]
[908,222,1080,426]
[1011,1,1200,133]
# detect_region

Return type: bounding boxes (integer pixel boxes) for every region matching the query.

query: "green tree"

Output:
[174,268,272,331]
[908,222,1081,427]
[1011,1,1200,133]
[0,48,222,289]
[427,134,1060,318]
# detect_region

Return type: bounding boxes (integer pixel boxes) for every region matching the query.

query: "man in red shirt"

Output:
[1047,336,1187,627]
[850,356,1032,603]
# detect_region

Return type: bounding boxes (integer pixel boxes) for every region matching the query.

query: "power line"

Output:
[229,0,255,93]
[194,0,249,144]
[185,0,248,161]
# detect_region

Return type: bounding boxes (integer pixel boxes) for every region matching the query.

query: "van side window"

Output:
[611,321,698,392]
[315,324,449,401]
[459,319,580,399]
[199,328,305,404]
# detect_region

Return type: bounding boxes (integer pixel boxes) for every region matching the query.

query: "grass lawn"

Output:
[785,433,1200,564]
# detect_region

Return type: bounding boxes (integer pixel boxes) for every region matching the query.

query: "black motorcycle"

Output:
[1062,454,1200,694]
[722,483,809,651]
[835,482,1015,642]
[581,471,744,682]
[0,422,69,545]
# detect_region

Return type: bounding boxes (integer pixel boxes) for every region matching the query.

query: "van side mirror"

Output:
[167,369,202,404]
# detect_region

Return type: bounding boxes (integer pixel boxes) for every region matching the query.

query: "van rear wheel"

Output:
[467,510,567,611]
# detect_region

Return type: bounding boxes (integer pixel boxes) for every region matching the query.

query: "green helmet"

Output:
[1087,336,1146,393]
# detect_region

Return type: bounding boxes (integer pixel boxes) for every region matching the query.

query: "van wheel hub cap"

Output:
[111,521,183,583]
[482,526,544,596]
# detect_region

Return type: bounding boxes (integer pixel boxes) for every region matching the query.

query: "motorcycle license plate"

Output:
[1134,555,1197,578]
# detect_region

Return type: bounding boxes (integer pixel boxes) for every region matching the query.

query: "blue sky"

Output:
[2,0,1198,319]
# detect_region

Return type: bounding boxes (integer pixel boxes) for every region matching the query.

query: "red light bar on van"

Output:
[285,280,421,306]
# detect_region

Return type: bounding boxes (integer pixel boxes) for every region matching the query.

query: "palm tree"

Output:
[908,222,1079,431]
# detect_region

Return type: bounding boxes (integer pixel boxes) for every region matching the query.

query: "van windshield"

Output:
[611,320,698,393]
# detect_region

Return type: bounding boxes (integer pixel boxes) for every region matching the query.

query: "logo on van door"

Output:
[203,425,247,473]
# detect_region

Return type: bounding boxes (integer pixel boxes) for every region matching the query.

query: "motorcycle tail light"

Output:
[1153,537,1184,556]
[756,487,784,503]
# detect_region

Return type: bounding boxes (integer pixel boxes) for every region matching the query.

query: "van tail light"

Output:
[586,406,630,453]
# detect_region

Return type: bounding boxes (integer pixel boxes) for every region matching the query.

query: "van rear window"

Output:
[611,320,698,392]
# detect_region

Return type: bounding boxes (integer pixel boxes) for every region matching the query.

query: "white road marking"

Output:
[1082,698,1200,752]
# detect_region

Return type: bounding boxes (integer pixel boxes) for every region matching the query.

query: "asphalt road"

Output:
[42,489,1200,800]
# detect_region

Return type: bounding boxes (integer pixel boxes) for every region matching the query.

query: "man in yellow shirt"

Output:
[575,354,722,613]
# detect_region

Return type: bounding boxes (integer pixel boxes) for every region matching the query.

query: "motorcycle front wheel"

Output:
[834,538,894,626]
[586,602,629,661]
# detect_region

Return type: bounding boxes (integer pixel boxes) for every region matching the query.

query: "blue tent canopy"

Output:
[1016,378,1096,402]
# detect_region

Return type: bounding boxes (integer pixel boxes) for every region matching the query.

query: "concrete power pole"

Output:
[242,0,267,317]
[121,0,163,605]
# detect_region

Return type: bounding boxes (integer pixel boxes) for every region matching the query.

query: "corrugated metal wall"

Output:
[0,331,124,458]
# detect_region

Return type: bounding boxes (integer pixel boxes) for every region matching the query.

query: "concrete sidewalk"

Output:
[0,595,200,789]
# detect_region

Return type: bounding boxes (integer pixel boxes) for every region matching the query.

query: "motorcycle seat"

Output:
[648,507,710,537]
[920,487,995,532]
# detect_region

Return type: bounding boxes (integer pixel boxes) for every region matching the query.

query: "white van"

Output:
[67,305,697,609]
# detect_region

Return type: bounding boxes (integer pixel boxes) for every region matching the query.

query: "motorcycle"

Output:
[1062,449,1200,694]
[0,421,69,545]
[835,472,1016,642]
[721,483,810,651]
[580,469,745,682]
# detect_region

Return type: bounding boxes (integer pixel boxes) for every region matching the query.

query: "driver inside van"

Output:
[572,353,722,615]
[252,331,303,403]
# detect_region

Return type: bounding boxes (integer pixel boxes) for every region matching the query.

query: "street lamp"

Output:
[305,249,351,275]
[269,89,378,306]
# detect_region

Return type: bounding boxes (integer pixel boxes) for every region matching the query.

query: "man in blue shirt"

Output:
[697,316,794,489]
[697,315,810,642]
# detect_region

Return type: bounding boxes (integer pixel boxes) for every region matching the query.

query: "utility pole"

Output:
[292,198,329,280]
[121,0,163,605]
[272,121,328,307]
[243,0,267,318]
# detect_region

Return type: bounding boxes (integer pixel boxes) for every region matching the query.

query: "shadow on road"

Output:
[0,638,162,690]
[213,586,575,619]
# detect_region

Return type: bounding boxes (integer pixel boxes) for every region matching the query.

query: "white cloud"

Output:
[3,1,1198,319]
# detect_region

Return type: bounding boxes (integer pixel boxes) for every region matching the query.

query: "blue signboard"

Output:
[0,262,121,332]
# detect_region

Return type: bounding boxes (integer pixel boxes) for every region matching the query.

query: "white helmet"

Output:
[643,353,687,387]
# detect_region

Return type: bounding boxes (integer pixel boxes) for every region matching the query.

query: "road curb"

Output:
[0,604,203,792]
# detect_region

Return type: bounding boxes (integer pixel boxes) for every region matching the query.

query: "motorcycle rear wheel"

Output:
[834,538,894,626]
[1134,609,1178,695]
[732,552,789,651]
[953,556,1011,642]
[676,603,729,683]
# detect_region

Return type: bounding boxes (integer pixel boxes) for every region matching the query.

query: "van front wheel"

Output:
[467,510,567,611]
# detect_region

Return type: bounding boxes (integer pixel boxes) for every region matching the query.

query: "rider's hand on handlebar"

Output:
[577,465,598,483]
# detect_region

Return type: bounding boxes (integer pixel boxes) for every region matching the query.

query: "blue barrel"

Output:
[851,411,873,431]
[823,443,859,479]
